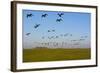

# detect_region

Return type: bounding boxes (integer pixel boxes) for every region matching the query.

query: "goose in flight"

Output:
[26,33,31,36]
[41,14,48,18]
[48,30,55,32]
[57,13,64,17]
[34,24,40,28]
[56,18,63,22]
[26,13,33,18]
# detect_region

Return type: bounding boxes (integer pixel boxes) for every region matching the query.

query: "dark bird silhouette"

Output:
[48,30,55,32]
[41,14,48,18]
[48,37,52,39]
[70,34,72,36]
[56,18,63,22]
[81,36,88,38]
[26,33,31,36]
[79,39,85,41]
[44,43,48,45]
[56,36,59,38]
[34,24,40,28]
[84,36,88,38]
[52,30,55,32]
[26,13,33,18]
[51,36,54,38]
[53,42,58,47]
[58,13,64,17]
[64,33,68,36]
[48,30,50,32]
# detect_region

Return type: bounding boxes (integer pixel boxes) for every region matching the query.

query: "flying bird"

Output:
[81,36,88,38]
[34,24,40,28]
[70,34,72,36]
[41,14,48,18]
[48,30,55,32]
[56,36,59,38]
[26,13,33,18]
[48,30,50,32]
[58,13,64,17]
[53,42,58,47]
[64,33,68,37]
[56,18,63,22]
[84,36,88,38]
[79,39,85,41]
[52,30,55,32]
[51,36,54,39]
[26,33,31,36]
[48,37,51,39]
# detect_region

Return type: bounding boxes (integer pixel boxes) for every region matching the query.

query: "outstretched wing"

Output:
[57,13,64,17]
[41,14,48,17]
[26,33,31,36]
[34,24,40,28]
[27,13,33,18]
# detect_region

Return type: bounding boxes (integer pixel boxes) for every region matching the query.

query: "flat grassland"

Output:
[23,48,91,62]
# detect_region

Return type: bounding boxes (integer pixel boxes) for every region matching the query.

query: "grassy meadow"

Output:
[23,47,91,62]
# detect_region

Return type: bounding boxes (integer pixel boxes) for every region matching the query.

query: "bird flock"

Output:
[25,12,88,48]
[26,13,64,36]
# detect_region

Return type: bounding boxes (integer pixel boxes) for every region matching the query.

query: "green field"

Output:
[23,48,91,62]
